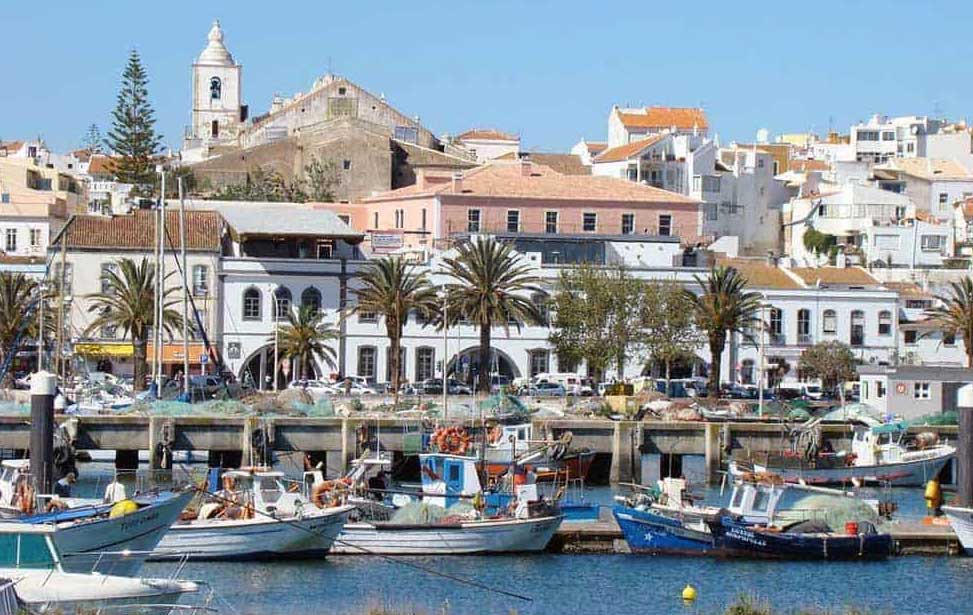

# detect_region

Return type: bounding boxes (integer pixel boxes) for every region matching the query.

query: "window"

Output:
[394,209,405,229]
[757,158,765,168]
[506,210,520,233]
[416,347,435,382]
[301,287,322,315]
[274,287,292,320]
[357,346,376,381]
[850,310,864,347]
[338,214,351,225]
[373,212,379,229]
[529,350,549,377]
[342,160,351,170]
[740,359,755,385]
[877,381,886,399]
[4,228,15,252]
[797,309,811,343]
[100,263,118,294]
[545,211,558,234]
[317,240,333,259]
[944,331,957,346]
[914,382,931,400]
[338,86,347,95]
[921,235,945,252]
[862,381,869,400]
[769,307,783,339]
[621,213,635,235]
[906,299,931,310]
[939,193,949,205]
[904,329,917,345]
[532,292,549,326]
[359,309,378,323]
[878,311,891,336]
[209,76,221,100]
[706,203,718,221]
[882,131,895,141]
[583,212,597,233]
[467,209,481,233]
[101,323,117,340]
[658,214,672,237]
[192,265,209,297]
[421,209,427,231]
[856,130,879,141]
[211,120,219,138]
[29,228,40,247]
[243,287,262,320]
[0,194,8,204]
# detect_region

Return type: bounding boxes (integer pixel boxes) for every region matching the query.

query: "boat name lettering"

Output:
[726,527,766,547]
[119,510,160,533]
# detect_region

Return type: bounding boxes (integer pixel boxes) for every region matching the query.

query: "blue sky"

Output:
[2,1,971,153]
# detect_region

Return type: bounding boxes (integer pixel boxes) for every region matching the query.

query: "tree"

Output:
[82,124,104,154]
[105,49,162,192]
[0,273,44,385]
[799,341,857,394]
[351,257,438,406]
[441,236,543,393]
[683,266,762,395]
[273,305,338,383]
[641,280,703,392]
[303,156,340,202]
[802,227,837,258]
[549,264,644,383]
[210,167,305,202]
[925,277,973,367]
[84,258,182,391]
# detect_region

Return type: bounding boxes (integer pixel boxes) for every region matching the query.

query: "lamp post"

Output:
[271,285,280,392]
[442,291,448,421]
[757,302,767,418]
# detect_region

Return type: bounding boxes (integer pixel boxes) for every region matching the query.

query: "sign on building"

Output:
[372,232,404,252]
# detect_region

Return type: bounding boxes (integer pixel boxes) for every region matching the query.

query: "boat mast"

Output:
[179,178,189,396]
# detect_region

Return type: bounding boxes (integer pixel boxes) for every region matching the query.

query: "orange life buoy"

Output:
[312,481,334,508]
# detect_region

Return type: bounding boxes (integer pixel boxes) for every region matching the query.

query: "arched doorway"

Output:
[446,346,521,388]
[239,344,322,391]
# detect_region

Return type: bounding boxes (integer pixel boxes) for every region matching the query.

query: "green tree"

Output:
[351,257,438,406]
[924,277,973,367]
[441,237,543,393]
[84,258,182,391]
[303,156,340,202]
[273,305,339,383]
[210,167,308,203]
[799,341,857,394]
[802,227,837,257]
[641,280,703,392]
[0,273,45,385]
[683,266,762,395]
[105,50,162,192]
[81,124,104,154]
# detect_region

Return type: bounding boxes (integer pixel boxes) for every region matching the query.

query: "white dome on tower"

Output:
[197,20,234,65]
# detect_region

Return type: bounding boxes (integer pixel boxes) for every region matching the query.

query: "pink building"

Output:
[357,159,702,249]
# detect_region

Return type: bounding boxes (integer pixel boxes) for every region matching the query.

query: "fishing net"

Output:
[390,501,476,524]
[780,493,883,529]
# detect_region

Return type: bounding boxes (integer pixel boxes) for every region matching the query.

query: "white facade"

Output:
[860,220,953,268]
[185,21,243,155]
[0,219,52,258]
[849,114,944,163]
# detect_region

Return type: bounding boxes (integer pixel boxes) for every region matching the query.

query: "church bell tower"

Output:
[190,20,243,146]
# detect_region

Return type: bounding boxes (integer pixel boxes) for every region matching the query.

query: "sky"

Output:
[2,1,972,154]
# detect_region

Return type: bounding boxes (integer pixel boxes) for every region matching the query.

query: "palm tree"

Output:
[273,305,339,383]
[683,266,762,396]
[85,258,183,391]
[351,256,438,406]
[925,277,973,367]
[0,272,44,384]
[441,236,543,393]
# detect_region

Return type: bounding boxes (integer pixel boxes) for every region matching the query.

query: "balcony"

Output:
[797,334,813,346]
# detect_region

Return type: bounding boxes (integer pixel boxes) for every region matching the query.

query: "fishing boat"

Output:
[0,522,199,611]
[328,452,563,555]
[613,478,721,555]
[706,474,892,560]
[730,420,954,486]
[942,504,973,555]
[151,469,351,561]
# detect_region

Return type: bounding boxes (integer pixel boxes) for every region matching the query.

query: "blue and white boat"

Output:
[613,478,721,555]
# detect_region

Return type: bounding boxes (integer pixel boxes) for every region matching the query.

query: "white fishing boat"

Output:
[0,522,199,612]
[152,469,351,561]
[329,452,563,555]
[730,420,954,486]
[942,505,973,555]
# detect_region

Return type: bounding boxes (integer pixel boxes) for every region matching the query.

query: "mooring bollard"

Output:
[29,371,57,496]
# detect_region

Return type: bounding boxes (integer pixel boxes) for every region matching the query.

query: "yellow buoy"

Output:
[682,584,697,602]
[925,478,942,512]
[109,499,138,519]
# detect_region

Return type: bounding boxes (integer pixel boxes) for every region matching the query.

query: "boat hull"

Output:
[943,505,973,556]
[0,568,198,611]
[44,490,193,577]
[613,506,714,555]
[731,451,953,487]
[709,516,892,560]
[151,505,350,561]
[331,514,563,555]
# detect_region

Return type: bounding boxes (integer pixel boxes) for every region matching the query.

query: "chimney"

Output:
[452,171,463,193]
[416,168,429,190]
[520,160,532,177]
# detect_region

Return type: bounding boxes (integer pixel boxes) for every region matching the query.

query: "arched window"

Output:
[532,292,549,326]
[822,309,837,335]
[415,347,436,382]
[301,287,322,315]
[740,359,755,385]
[850,310,865,347]
[797,309,811,343]
[242,287,261,321]
[357,346,376,382]
[274,287,292,320]
[210,76,222,100]
[769,307,783,343]
[878,310,892,336]
[192,265,209,297]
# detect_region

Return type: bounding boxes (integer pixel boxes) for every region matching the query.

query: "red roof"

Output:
[455,128,519,142]
[616,107,708,130]
[63,210,222,251]
[87,156,114,176]
[593,134,667,163]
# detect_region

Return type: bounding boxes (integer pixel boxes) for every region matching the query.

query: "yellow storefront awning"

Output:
[74,343,134,358]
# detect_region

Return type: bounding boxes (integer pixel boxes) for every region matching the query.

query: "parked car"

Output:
[420,378,472,395]
[528,381,567,397]
[290,379,338,398]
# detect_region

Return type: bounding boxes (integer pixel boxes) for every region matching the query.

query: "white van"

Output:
[532,373,591,396]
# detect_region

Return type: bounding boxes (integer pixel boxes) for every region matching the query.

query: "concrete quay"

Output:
[0,414,958,483]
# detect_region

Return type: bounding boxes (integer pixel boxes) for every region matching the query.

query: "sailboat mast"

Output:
[155,170,166,390]
[179,177,189,395]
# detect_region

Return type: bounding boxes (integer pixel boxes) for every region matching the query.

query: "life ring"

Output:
[312,480,346,508]
[895,383,907,395]
[432,426,471,455]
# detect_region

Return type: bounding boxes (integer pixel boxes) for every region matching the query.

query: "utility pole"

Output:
[442,291,448,421]
[273,285,279,392]
[56,232,67,381]
[179,178,189,396]
[757,303,766,418]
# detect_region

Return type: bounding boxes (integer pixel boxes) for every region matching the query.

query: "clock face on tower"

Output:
[210,77,222,101]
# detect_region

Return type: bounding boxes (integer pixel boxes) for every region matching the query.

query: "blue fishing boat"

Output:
[613,478,720,555]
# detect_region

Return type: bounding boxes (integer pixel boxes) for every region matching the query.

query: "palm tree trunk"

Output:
[133,337,147,392]
[391,333,401,409]
[478,323,491,394]
[708,333,725,397]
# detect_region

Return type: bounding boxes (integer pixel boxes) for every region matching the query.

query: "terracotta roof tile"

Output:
[494,152,590,175]
[586,142,607,154]
[880,158,973,181]
[883,282,931,298]
[617,107,708,130]
[789,159,830,172]
[592,134,668,163]
[788,267,878,287]
[455,128,519,142]
[714,257,802,290]
[62,210,222,251]
[87,155,114,176]
[366,161,698,204]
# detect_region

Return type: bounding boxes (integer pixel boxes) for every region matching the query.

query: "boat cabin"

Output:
[726,479,786,524]
[851,422,909,466]
[0,460,30,508]
[211,469,307,517]
[486,423,533,453]
[419,453,484,508]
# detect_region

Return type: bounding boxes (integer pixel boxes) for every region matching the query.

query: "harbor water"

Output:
[77,462,971,614]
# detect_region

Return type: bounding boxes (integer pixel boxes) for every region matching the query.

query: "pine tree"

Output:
[81,124,104,154]
[106,49,161,192]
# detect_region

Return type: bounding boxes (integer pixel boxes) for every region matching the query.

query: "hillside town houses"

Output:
[6,19,973,410]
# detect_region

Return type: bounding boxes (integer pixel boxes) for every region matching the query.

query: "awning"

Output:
[147,343,208,364]
[74,343,134,358]
[74,342,208,364]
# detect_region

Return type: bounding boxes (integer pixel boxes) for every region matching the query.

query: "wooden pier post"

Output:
[29,372,56,495]
[957,384,973,507]
[704,422,721,484]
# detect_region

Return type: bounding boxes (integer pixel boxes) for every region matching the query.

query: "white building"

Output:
[849,114,945,163]
[859,219,953,268]
[874,158,973,220]
[452,129,519,162]
[606,105,708,147]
